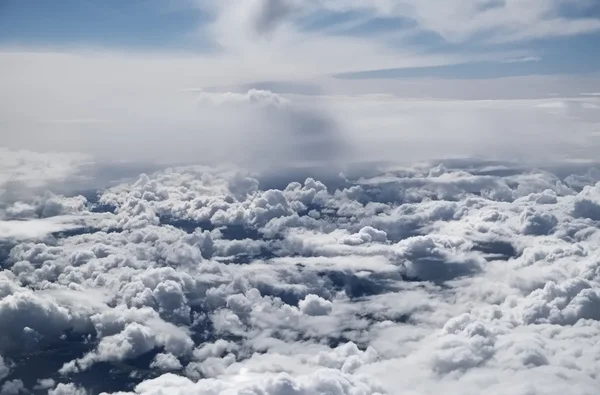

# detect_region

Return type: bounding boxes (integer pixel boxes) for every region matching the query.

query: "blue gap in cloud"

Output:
[558,1,600,18]
[1,330,164,395]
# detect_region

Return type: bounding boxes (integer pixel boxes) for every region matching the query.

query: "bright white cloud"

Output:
[298,294,333,316]
[0,160,599,393]
[0,217,84,240]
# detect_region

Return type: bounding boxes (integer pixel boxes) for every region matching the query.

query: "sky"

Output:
[3,2,600,395]
[1,0,600,170]
[1,0,600,79]
[2,0,600,84]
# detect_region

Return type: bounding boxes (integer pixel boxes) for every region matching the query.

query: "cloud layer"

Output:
[2,56,600,170]
[1,150,600,394]
[2,1,600,394]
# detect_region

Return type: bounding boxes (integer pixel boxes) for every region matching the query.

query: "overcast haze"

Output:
[1,1,600,395]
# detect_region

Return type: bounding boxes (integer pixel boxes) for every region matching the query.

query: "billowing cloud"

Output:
[48,384,86,395]
[1,153,600,393]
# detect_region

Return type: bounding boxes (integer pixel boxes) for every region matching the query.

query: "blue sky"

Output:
[0,0,207,49]
[1,0,600,80]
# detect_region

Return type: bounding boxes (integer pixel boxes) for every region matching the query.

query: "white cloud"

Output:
[298,294,333,316]
[0,380,24,395]
[0,277,92,353]
[48,384,87,395]
[2,51,600,171]
[33,379,56,391]
[150,353,183,371]
[184,0,600,92]
[72,322,159,370]
[0,148,91,214]
[253,0,600,43]
[1,160,600,393]
[326,95,600,166]
[321,73,600,100]
[0,217,85,241]
[121,369,385,395]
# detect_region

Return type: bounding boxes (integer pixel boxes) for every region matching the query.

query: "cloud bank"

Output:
[1,152,600,394]
[2,52,600,171]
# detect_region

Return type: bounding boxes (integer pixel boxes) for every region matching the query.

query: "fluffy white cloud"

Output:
[48,384,87,395]
[65,322,159,372]
[33,378,56,390]
[1,158,600,394]
[150,353,183,372]
[0,275,91,353]
[112,369,385,395]
[298,294,333,316]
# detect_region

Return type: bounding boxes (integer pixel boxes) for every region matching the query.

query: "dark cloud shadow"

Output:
[402,255,482,285]
[472,240,519,261]
[317,270,405,299]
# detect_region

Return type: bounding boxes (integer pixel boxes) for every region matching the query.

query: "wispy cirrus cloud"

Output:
[213,0,600,44]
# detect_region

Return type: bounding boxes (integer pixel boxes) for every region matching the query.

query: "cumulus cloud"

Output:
[33,378,56,391]
[66,322,159,372]
[150,353,183,372]
[1,155,600,394]
[298,294,333,316]
[0,149,91,213]
[0,380,24,395]
[0,278,91,353]
[120,369,385,395]
[48,383,87,395]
